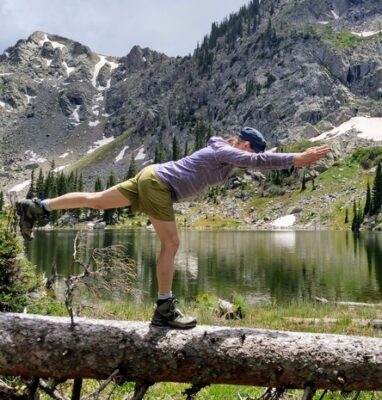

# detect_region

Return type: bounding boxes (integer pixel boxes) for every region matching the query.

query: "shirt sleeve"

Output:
[214,144,294,170]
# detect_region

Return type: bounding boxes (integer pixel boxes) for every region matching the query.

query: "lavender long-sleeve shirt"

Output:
[154,136,294,202]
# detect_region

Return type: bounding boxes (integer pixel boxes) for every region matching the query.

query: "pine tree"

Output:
[103,172,118,224]
[67,171,76,192]
[92,176,103,219]
[300,172,306,192]
[172,136,180,161]
[154,141,166,163]
[184,141,189,158]
[77,174,84,192]
[0,191,4,212]
[351,200,359,232]
[351,200,363,232]
[372,162,382,214]
[126,154,137,179]
[364,181,371,217]
[193,118,209,151]
[44,171,56,199]
[71,173,84,219]
[56,172,68,196]
[35,169,45,199]
[206,125,212,142]
[26,169,36,199]
[73,171,79,192]
[94,176,103,192]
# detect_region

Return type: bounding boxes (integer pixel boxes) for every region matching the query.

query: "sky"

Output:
[0,0,250,57]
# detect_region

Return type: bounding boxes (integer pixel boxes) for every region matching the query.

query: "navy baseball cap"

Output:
[238,127,267,153]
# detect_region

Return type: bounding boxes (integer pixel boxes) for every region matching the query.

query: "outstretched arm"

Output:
[293,145,330,167]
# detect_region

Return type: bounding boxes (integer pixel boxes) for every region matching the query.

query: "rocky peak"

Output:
[1,0,382,196]
[121,45,169,72]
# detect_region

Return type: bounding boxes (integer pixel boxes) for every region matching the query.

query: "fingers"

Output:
[293,145,331,167]
[307,145,330,154]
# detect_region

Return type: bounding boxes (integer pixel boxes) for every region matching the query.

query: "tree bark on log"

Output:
[1,313,382,391]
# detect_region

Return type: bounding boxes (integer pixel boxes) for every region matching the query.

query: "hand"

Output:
[293,145,330,167]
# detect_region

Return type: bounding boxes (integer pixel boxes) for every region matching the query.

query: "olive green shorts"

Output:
[117,165,175,221]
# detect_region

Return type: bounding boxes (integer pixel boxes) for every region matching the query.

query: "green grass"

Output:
[319,25,362,48]
[279,139,324,153]
[31,295,382,336]
[191,214,243,229]
[333,30,362,48]
[67,129,133,173]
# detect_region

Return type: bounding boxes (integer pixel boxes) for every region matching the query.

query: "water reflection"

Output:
[25,229,382,305]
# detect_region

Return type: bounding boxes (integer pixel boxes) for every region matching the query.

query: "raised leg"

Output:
[47,186,130,210]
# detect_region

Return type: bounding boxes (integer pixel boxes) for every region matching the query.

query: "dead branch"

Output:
[131,382,153,400]
[183,383,208,399]
[302,386,315,400]
[63,231,136,327]
[71,378,82,400]
[0,380,28,400]
[82,368,120,400]
[27,377,39,399]
[38,379,68,400]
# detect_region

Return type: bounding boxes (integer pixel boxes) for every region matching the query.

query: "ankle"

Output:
[157,291,173,301]
[157,293,175,305]
[40,199,52,212]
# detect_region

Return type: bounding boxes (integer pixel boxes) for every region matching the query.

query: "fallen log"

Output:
[1,312,382,391]
[315,297,382,308]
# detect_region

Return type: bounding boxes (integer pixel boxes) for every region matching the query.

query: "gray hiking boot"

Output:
[151,296,197,329]
[16,199,47,241]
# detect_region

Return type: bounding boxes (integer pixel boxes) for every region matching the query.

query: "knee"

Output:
[88,193,106,209]
[162,235,180,255]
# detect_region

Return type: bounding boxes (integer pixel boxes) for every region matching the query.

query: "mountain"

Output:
[1,0,382,199]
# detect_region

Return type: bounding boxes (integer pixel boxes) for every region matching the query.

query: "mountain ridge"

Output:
[1,0,382,206]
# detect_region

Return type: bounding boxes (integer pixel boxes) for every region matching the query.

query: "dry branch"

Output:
[0,380,28,400]
[1,313,382,391]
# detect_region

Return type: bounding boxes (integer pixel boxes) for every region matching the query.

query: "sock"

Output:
[157,292,173,302]
[41,199,52,212]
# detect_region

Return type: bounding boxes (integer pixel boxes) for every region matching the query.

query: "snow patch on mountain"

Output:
[62,62,75,76]
[25,150,47,163]
[271,214,296,228]
[115,146,129,162]
[311,117,382,142]
[86,136,115,154]
[38,33,65,50]
[8,180,31,193]
[135,147,147,160]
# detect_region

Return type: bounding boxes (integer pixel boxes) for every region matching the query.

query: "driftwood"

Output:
[284,317,382,329]
[315,297,382,308]
[1,312,382,392]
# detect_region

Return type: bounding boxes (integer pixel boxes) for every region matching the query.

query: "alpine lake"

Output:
[25,228,382,307]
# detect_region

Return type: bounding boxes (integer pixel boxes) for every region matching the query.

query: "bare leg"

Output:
[47,186,131,211]
[149,216,179,294]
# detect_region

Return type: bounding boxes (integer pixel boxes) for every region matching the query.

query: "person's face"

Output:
[237,141,254,153]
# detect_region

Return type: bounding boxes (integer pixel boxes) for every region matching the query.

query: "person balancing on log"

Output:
[16,127,330,329]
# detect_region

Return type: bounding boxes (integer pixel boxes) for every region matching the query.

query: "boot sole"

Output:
[151,318,197,329]
[16,202,34,241]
